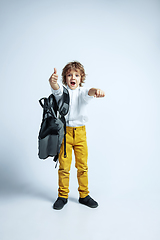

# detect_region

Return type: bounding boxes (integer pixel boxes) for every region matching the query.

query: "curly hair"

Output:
[62,61,86,87]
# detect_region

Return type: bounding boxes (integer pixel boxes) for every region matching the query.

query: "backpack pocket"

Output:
[38,134,59,159]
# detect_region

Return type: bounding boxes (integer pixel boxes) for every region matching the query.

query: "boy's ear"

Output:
[79,78,83,86]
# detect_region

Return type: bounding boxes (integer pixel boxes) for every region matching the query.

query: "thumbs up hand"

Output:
[49,68,59,90]
[50,68,58,84]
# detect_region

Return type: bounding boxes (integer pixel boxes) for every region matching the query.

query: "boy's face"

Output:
[66,69,81,90]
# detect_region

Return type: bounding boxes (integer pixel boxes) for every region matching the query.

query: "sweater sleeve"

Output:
[81,87,94,103]
[51,83,63,103]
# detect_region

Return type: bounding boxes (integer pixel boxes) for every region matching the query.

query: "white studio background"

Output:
[0,0,160,240]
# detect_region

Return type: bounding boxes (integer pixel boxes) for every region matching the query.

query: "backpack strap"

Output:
[58,86,70,116]
[60,115,67,157]
[39,98,45,108]
[49,86,70,166]
[39,95,58,119]
[58,86,70,161]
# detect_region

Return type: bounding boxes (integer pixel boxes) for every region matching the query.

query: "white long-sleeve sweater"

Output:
[51,84,93,127]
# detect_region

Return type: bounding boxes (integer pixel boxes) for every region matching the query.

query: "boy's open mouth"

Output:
[70,81,76,86]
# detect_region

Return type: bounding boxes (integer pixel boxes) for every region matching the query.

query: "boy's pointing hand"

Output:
[88,88,105,98]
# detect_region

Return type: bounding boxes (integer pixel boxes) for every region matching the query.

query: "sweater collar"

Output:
[66,85,80,91]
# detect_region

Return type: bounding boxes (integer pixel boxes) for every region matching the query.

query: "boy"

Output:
[49,61,105,210]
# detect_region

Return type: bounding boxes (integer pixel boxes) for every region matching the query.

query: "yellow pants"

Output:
[58,126,89,198]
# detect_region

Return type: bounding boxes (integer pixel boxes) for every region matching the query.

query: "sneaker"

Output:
[79,195,98,208]
[53,197,68,210]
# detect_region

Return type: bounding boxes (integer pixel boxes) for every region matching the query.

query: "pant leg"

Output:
[73,126,89,198]
[58,127,73,198]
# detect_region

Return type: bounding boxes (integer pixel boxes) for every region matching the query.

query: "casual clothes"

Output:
[51,84,93,198]
[58,126,89,198]
[51,84,93,127]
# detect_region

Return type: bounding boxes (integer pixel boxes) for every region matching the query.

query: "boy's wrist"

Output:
[88,88,96,96]
[51,83,63,95]
[51,83,59,90]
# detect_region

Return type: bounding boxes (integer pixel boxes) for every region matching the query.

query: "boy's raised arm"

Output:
[49,68,60,90]
[88,88,105,98]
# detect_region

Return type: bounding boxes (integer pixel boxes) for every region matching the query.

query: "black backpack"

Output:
[38,86,70,167]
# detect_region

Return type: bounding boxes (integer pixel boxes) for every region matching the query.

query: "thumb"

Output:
[54,68,57,74]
